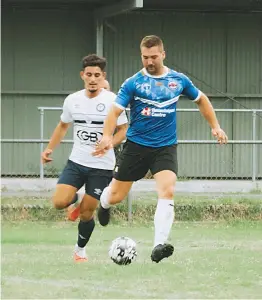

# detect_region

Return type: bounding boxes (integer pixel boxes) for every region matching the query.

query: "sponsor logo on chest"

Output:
[141,107,175,117]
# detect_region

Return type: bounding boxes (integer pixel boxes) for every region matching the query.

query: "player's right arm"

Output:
[41,97,72,164]
[93,78,134,156]
[41,121,71,164]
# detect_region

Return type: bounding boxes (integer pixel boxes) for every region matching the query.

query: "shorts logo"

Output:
[141,107,151,116]
[168,81,178,90]
[96,103,105,112]
[94,188,102,195]
[114,166,119,172]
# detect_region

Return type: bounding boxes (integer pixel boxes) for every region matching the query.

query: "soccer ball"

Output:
[109,237,137,265]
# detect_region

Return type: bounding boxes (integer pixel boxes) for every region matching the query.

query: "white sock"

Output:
[77,193,85,202]
[100,186,111,209]
[154,199,174,247]
[74,244,87,258]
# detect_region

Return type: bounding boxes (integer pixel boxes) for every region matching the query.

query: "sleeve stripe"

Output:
[60,115,72,123]
[192,90,202,102]
[113,102,126,111]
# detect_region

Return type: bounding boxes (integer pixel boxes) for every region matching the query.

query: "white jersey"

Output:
[61,88,128,170]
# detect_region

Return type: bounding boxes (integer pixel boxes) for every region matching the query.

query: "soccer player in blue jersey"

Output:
[93,35,228,263]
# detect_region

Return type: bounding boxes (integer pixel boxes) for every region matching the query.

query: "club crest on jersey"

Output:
[141,83,151,93]
[96,103,105,112]
[168,81,178,90]
[141,107,151,116]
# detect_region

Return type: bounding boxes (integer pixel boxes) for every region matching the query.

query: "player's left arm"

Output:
[182,74,228,144]
[196,93,228,144]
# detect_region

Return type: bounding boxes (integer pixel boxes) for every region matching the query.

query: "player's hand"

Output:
[41,149,53,164]
[92,136,113,157]
[211,127,228,144]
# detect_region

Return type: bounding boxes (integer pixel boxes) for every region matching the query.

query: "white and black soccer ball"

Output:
[109,237,137,265]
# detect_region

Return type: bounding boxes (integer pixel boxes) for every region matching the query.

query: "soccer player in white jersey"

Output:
[93,35,228,263]
[41,54,128,262]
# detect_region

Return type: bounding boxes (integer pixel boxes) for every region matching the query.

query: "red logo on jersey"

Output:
[168,81,178,89]
[141,107,151,116]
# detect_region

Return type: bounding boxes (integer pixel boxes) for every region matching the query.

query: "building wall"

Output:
[104,12,262,94]
[1,4,95,176]
[2,8,262,178]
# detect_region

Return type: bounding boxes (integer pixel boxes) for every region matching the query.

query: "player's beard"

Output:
[88,88,98,93]
[146,65,157,75]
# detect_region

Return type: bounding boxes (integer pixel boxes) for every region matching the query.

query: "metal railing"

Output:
[1,107,262,181]
[39,107,262,182]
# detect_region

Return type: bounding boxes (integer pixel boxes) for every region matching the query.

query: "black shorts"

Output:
[58,160,112,200]
[113,140,178,182]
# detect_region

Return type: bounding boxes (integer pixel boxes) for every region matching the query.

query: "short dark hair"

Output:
[140,35,164,50]
[81,54,106,71]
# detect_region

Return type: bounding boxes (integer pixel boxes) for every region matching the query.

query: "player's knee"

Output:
[158,185,174,199]
[80,208,96,221]
[53,202,65,210]
[52,196,68,210]
[110,189,125,204]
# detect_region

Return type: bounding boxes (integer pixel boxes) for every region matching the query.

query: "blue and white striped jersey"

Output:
[114,67,201,147]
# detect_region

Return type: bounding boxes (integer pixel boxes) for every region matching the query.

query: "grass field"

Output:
[2,194,262,207]
[1,221,262,299]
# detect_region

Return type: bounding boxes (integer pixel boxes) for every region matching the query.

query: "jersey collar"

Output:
[142,66,169,78]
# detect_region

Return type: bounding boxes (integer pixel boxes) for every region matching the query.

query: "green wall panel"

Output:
[1,7,261,178]
[2,6,95,92]
[1,94,73,176]
[227,15,262,94]
[104,12,227,94]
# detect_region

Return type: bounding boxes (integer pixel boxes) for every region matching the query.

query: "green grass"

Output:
[1,194,262,207]
[1,221,262,299]
[2,196,261,222]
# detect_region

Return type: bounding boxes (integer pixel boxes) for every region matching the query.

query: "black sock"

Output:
[77,219,95,248]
